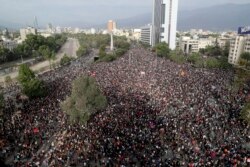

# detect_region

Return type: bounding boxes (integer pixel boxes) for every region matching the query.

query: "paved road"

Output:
[0,38,79,83]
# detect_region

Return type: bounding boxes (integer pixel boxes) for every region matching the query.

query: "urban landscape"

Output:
[0,0,250,166]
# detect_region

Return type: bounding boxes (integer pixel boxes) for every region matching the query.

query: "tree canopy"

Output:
[0,34,67,64]
[18,64,46,98]
[0,90,4,111]
[241,52,250,62]
[153,42,171,58]
[61,76,107,124]
[60,54,72,66]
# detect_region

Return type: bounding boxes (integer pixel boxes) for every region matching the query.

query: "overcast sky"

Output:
[0,0,249,27]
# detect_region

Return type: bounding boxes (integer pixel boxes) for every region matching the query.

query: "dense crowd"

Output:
[0,47,249,166]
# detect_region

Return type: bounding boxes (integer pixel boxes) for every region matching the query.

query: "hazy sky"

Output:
[0,0,249,27]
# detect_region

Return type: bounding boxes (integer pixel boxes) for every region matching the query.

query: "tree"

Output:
[99,45,106,57]
[5,76,12,86]
[0,90,4,111]
[241,52,250,62]
[76,45,89,57]
[154,42,170,58]
[187,53,201,64]
[240,102,250,124]
[18,64,46,98]
[60,54,72,66]
[205,57,220,68]
[18,64,35,84]
[61,76,107,124]
[38,45,55,69]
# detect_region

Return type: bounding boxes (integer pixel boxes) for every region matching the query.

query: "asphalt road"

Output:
[0,38,80,83]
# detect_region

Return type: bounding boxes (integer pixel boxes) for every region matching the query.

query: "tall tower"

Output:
[107,20,116,33]
[110,32,114,51]
[152,0,179,49]
[33,16,38,29]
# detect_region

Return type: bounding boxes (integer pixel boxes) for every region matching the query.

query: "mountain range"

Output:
[0,3,249,31]
[114,3,250,31]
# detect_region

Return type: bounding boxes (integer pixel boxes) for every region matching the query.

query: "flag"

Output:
[33,128,39,133]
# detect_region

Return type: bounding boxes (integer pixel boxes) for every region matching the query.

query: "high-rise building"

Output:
[107,20,117,33]
[152,0,179,49]
[140,25,153,46]
[228,27,250,65]
[228,35,250,65]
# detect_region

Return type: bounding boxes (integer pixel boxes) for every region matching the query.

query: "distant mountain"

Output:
[1,3,249,31]
[178,3,250,31]
[0,20,23,30]
[112,3,250,30]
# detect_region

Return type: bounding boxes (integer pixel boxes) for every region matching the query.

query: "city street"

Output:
[0,38,79,83]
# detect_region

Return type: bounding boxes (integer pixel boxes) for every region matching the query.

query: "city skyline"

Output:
[0,0,249,28]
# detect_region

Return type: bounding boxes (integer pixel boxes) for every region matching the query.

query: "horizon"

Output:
[0,0,250,29]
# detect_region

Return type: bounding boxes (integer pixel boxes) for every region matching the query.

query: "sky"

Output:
[0,0,249,27]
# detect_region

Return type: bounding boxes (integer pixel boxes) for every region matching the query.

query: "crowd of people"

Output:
[0,46,249,166]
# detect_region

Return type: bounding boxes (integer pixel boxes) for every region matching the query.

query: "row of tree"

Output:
[153,42,231,69]
[98,36,131,62]
[0,34,67,64]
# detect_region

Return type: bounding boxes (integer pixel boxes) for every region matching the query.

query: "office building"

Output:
[228,35,250,65]
[152,0,179,49]
[228,27,250,65]
[107,20,117,33]
[140,25,153,45]
[20,27,37,41]
[179,36,215,54]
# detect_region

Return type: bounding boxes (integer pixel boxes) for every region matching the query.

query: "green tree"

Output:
[169,51,186,64]
[240,102,250,124]
[5,76,12,86]
[241,52,250,62]
[187,53,201,64]
[77,45,89,57]
[38,45,55,69]
[60,54,72,66]
[205,57,220,68]
[18,64,36,83]
[154,42,170,58]
[99,45,106,57]
[18,64,46,98]
[0,90,4,111]
[61,76,107,124]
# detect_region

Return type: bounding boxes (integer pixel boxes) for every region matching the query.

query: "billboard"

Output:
[238,26,250,35]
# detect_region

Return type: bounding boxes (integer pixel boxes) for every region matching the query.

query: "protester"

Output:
[0,47,249,166]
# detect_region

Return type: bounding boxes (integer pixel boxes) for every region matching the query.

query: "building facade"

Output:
[20,27,37,41]
[179,36,215,54]
[140,25,153,46]
[107,20,117,33]
[152,0,179,49]
[228,35,250,65]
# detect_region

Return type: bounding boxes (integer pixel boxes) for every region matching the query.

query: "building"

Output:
[152,0,179,49]
[132,29,142,41]
[179,36,215,54]
[107,20,117,33]
[20,27,37,41]
[140,25,153,45]
[228,27,250,65]
[228,35,250,65]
